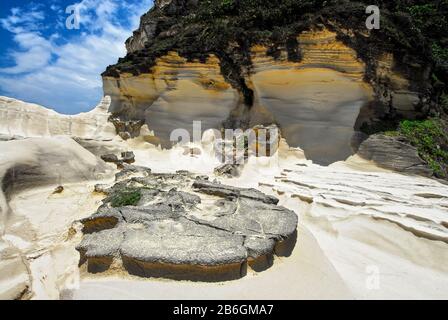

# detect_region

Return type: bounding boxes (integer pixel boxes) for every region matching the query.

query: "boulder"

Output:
[357,134,433,177]
[77,170,298,281]
[214,164,241,178]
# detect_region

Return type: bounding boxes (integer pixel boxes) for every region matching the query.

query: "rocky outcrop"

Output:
[214,164,241,178]
[0,137,113,234]
[356,134,433,176]
[0,137,111,198]
[103,52,239,145]
[0,136,115,299]
[103,1,438,128]
[0,96,116,140]
[269,162,448,244]
[247,29,374,164]
[0,240,30,300]
[102,0,437,167]
[77,166,298,280]
[100,151,135,168]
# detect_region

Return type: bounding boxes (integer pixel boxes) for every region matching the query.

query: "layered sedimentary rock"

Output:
[103,53,239,145]
[371,53,429,119]
[105,28,376,164]
[268,162,448,245]
[102,0,439,169]
[103,1,428,168]
[248,30,373,164]
[77,166,298,280]
[0,96,116,140]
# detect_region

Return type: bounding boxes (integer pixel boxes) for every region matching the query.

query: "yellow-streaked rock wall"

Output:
[103,52,239,146]
[248,29,373,164]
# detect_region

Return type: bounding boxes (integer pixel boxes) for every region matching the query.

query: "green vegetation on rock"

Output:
[398,119,448,178]
[110,188,142,207]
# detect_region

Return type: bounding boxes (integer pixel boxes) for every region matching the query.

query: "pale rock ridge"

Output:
[269,164,448,245]
[0,137,114,299]
[0,96,116,140]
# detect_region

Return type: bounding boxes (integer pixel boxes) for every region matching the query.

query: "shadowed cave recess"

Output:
[102,0,447,166]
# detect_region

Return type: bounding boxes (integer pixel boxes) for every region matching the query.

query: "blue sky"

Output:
[0,0,153,114]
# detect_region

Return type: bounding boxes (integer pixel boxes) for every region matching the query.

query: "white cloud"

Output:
[0,0,153,114]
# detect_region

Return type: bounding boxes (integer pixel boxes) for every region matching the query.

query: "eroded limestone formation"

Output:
[0,96,116,140]
[77,166,298,281]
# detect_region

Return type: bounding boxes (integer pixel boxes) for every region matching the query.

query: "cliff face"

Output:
[102,0,447,166]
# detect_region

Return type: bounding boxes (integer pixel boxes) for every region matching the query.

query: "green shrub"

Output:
[110,188,142,207]
[399,119,448,177]
[432,44,448,66]
[441,94,448,113]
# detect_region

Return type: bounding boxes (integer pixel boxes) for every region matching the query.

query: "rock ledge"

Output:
[77,166,298,281]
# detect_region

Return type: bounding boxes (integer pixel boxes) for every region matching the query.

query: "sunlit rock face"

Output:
[103,53,239,147]
[249,30,373,165]
[104,27,429,166]
[0,96,115,140]
[105,29,374,164]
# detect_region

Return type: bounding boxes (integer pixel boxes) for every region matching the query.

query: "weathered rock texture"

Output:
[77,166,298,281]
[0,240,30,300]
[103,53,238,145]
[0,96,116,140]
[356,134,433,176]
[102,0,444,167]
[269,162,448,244]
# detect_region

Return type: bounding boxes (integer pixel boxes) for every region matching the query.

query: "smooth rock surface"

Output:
[0,96,116,139]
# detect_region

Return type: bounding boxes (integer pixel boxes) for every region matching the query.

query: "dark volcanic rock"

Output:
[214,164,241,178]
[121,151,135,164]
[77,168,297,281]
[192,180,279,205]
[101,154,120,163]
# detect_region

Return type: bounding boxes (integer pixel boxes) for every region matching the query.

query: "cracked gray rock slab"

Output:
[77,170,298,280]
[193,180,279,204]
[356,134,433,176]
